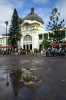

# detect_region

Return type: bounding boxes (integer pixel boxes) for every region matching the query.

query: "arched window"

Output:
[23,35,32,41]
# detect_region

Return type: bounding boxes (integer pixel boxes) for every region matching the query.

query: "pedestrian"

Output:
[45,48,48,57]
[18,49,20,55]
[35,49,37,56]
[41,50,43,56]
[32,49,34,55]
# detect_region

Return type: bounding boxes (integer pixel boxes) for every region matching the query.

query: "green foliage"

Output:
[49,33,54,40]
[48,7,64,43]
[44,34,48,39]
[19,18,23,25]
[8,8,22,46]
[42,39,50,49]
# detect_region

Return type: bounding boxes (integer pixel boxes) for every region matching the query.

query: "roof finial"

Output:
[31,8,34,14]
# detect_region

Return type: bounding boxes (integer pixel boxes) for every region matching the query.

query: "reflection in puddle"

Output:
[6,69,41,96]
[21,69,41,84]
[0,69,66,100]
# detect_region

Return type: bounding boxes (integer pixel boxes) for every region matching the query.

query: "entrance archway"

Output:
[23,35,32,50]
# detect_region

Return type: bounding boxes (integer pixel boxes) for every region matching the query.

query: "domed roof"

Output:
[23,8,44,24]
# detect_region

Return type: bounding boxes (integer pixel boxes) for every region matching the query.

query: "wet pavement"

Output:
[0,54,66,100]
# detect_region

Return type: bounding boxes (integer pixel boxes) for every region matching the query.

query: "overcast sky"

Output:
[0,0,66,35]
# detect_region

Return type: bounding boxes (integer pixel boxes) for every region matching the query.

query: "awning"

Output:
[0,46,14,48]
[51,43,66,47]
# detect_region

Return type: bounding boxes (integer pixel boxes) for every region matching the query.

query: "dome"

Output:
[23,8,44,24]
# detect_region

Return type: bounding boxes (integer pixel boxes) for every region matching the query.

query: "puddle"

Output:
[0,69,66,100]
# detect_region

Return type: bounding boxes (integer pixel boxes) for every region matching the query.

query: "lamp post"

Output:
[5,21,8,50]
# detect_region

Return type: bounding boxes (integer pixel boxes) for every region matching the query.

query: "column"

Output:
[28,45,29,50]
[48,33,49,39]
[42,34,44,40]
[20,38,23,48]
[25,45,27,50]
[65,30,66,40]
[43,34,44,40]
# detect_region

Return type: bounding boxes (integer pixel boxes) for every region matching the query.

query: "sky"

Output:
[0,0,66,35]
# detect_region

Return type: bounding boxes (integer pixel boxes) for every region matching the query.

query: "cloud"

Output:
[55,0,66,24]
[0,0,24,35]
[35,8,51,29]
[0,23,6,34]
[11,0,24,8]
[0,1,13,22]
[0,1,13,34]
[22,10,30,18]
[32,0,49,4]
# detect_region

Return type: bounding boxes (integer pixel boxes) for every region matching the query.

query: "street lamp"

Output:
[5,21,8,50]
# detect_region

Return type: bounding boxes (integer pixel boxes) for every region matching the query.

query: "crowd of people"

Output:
[0,48,37,56]
[0,47,66,57]
[0,48,20,55]
[41,48,66,57]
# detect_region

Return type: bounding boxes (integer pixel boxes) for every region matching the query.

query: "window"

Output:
[49,33,53,39]
[23,35,32,41]
[26,25,28,29]
[44,34,48,39]
[0,39,2,43]
[3,39,4,43]
[39,34,42,40]
[25,23,30,29]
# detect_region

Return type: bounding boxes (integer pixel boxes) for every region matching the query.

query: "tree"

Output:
[42,39,50,49]
[19,17,23,37]
[48,7,64,43]
[10,70,23,97]
[19,18,23,25]
[8,8,22,46]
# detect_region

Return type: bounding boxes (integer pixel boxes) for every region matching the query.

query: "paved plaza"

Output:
[0,54,66,100]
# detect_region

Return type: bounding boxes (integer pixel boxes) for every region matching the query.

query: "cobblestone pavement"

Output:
[0,54,66,100]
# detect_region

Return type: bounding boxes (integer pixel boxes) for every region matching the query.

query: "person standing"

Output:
[18,49,20,55]
[45,48,48,57]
